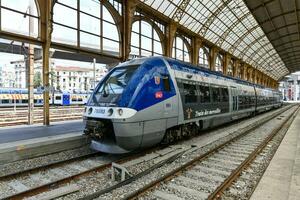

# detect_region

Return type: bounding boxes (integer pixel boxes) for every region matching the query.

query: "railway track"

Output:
[0,106,84,127]
[0,151,114,200]
[120,105,299,200]
[0,105,83,112]
[70,105,297,200]
[0,144,183,200]
[0,105,296,199]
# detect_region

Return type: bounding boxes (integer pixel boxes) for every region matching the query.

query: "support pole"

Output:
[28,3,34,125]
[210,47,217,71]
[93,58,96,89]
[223,53,230,75]
[43,43,50,125]
[164,22,177,57]
[41,0,52,126]
[121,0,137,61]
[28,44,34,125]
[191,37,202,65]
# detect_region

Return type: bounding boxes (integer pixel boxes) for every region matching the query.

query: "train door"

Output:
[231,86,238,112]
[63,94,70,106]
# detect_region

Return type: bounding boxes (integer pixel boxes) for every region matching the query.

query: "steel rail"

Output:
[119,105,296,200]
[1,147,161,200]
[208,105,300,199]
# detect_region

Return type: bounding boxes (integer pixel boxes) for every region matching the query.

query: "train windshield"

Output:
[89,65,139,106]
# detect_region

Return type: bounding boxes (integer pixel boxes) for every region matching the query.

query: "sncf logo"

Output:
[155,91,163,99]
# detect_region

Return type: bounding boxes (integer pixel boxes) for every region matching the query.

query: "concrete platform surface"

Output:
[0,120,87,164]
[0,120,84,144]
[251,110,300,200]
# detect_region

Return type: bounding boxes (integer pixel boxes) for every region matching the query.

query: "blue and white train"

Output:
[83,57,282,153]
[0,88,89,107]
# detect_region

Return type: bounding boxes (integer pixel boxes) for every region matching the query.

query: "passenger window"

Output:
[221,87,229,102]
[56,96,62,100]
[162,75,171,92]
[199,85,210,103]
[211,86,221,102]
[183,83,197,103]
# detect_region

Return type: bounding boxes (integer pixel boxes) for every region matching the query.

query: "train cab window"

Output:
[199,85,210,103]
[55,96,62,100]
[161,75,171,92]
[183,83,197,103]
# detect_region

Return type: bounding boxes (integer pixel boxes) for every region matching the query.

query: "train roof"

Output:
[163,57,276,91]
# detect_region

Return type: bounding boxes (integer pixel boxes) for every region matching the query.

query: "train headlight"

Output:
[118,109,123,116]
[108,108,114,116]
[88,107,93,115]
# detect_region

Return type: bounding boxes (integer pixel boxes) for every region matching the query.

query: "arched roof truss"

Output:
[140,0,290,80]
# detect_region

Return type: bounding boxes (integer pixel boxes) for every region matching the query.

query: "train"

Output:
[0,88,89,107]
[83,57,283,154]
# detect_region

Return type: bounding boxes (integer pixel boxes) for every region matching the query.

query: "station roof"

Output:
[244,0,300,77]
[140,0,291,80]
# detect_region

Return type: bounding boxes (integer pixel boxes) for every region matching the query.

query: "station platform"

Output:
[0,120,88,164]
[251,110,300,200]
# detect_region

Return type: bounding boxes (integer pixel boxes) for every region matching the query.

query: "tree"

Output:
[33,71,42,88]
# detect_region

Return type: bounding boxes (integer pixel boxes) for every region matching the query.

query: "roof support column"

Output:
[164,22,177,57]
[39,0,52,125]
[247,67,252,82]
[210,47,218,71]
[233,59,240,78]
[191,37,202,65]
[242,64,247,80]
[223,53,230,75]
[252,69,257,84]
[121,0,137,61]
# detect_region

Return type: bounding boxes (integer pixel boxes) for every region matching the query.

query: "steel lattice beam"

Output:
[172,0,191,22]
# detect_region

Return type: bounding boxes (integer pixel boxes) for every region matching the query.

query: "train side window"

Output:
[161,75,171,92]
[2,99,9,104]
[221,87,229,102]
[56,96,62,100]
[199,85,210,103]
[211,86,221,102]
[22,99,28,103]
[183,83,197,103]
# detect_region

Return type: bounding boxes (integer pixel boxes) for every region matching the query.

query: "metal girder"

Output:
[264,22,300,36]
[280,49,300,58]
[269,32,300,43]
[172,0,191,22]
[216,12,251,47]
[256,9,300,26]
[238,34,265,58]
[199,0,232,36]
[277,44,300,53]
[228,24,259,54]
[275,38,300,49]
[281,54,300,62]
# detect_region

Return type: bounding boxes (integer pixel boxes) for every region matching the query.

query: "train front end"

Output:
[83,57,176,153]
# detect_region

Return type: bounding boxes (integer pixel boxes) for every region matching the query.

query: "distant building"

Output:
[0,59,108,92]
[0,64,16,88]
[279,73,300,101]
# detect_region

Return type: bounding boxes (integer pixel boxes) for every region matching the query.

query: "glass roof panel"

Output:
[140,0,289,80]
